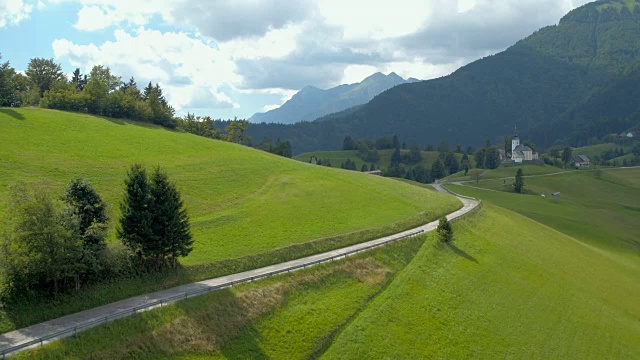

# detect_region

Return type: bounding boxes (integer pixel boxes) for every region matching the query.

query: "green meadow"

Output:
[293,149,469,171]
[15,234,427,359]
[322,204,640,359]
[445,163,569,182]
[0,108,459,332]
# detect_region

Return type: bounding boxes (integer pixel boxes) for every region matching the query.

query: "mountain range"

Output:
[249,72,419,124]
[244,0,640,154]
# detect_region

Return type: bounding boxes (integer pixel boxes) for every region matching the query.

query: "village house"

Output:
[572,155,590,168]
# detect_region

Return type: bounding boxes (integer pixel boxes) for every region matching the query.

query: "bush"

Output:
[437,217,453,243]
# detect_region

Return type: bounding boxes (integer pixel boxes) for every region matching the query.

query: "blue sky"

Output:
[0,0,591,120]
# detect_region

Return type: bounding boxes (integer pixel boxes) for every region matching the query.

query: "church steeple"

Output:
[512,125,520,153]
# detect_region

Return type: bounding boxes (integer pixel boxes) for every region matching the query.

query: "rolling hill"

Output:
[0,107,460,332]
[245,0,640,154]
[20,168,640,358]
[249,72,416,124]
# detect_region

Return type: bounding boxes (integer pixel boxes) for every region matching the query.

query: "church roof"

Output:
[513,144,532,152]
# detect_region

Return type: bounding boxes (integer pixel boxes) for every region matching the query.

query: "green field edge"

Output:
[0,201,461,334]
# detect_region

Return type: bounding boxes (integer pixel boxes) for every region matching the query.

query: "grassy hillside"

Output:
[0,108,459,265]
[0,107,460,333]
[15,233,427,359]
[447,168,640,258]
[445,163,568,182]
[21,202,640,359]
[322,205,640,359]
[294,149,468,172]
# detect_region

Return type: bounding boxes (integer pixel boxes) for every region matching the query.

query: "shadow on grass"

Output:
[0,108,26,120]
[446,242,479,263]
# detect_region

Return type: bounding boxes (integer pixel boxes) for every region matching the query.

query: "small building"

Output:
[507,127,539,164]
[572,155,590,168]
[365,170,382,176]
[619,132,634,138]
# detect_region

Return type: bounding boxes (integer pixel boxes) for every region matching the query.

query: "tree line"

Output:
[0,166,191,302]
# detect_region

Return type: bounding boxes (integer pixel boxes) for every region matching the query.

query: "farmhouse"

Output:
[572,155,590,168]
[620,132,634,138]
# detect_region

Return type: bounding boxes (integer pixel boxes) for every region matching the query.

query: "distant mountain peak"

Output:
[249,71,412,124]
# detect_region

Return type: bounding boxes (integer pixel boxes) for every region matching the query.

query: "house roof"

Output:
[572,155,590,163]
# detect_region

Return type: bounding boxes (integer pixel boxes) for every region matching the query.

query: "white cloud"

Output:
[0,0,35,27]
[262,104,280,112]
[53,27,241,110]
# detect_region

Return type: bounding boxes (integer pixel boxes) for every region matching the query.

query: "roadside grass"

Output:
[321,205,640,359]
[445,163,567,182]
[573,142,632,158]
[447,168,640,260]
[0,108,460,333]
[293,149,470,172]
[14,235,426,359]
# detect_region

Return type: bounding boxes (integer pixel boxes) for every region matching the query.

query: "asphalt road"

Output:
[0,188,479,357]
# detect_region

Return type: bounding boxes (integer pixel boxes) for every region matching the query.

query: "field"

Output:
[15,234,427,359]
[0,108,459,332]
[322,204,640,359]
[293,149,469,172]
[447,168,640,258]
[20,201,640,358]
[445,163,569,182]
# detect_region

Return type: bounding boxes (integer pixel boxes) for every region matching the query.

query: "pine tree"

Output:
[118,164,152,259]
[514,168,525,193]
[149,168,192,268]
[431,159,447,180]
[361,164,369,172]
[62,178,108,247]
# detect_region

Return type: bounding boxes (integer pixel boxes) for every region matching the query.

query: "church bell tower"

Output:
[512,126,520,153]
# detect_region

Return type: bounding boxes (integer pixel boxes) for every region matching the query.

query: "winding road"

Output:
[0,186,479,357]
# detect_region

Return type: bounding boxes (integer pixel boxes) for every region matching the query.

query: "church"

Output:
[502,128,539,164]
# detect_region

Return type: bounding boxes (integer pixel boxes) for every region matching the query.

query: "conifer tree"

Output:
[514,168,525,193]
[118,164,152,259]
[149,167,192,268]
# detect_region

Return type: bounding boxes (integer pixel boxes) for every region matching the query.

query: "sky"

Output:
[0,0,593,119]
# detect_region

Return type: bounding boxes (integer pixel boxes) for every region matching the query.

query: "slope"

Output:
[249,72,411,124]
[322,204,640,359]
[0,107,460,333]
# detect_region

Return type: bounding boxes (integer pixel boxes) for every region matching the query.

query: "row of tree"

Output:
[0,166,192,301]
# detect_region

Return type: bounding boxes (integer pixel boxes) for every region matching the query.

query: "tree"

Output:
[0,54,19,107]
[562,147,573,165]
[471,171,482,184]
[437,217,453,243]
[455,144,463,154]
[226,119,250,144]
[392,135,400,149]
[431,159,447,180]
[149,168,193,268]
[503,135,511,156]
[25,58,65,97]
[437,141,450,153]
[632,143,640,156]
[342,135,356,150]
[475,148,486,169]
[118,164,152,260]
[391,146,402,165]
[1,184,84,296]
[484,147,501,169]
[425,144,434,151]
[62,178,108,247]
[408,142,423,164]
[461,153,471,175]
[370,163,376,171]
[70,68,86,91]
[514,168,525,193]
[444,152,459,174]
[361,164,369,172]
[594,168,604,179]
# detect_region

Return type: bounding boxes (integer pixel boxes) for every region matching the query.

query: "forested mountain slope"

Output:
[245,0,640,154]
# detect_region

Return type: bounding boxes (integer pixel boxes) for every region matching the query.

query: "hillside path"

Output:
[0,189,478,357]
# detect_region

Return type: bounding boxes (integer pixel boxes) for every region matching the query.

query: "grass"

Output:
[447,168,640,259]
[0,108,460,333]
[15,234,427,359]
[445,163,568,182]
[573,142,632,158]
[293,149,470,172]
[322,205,640,359]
